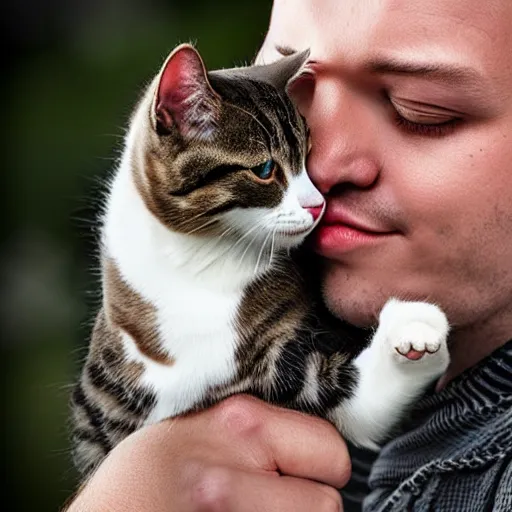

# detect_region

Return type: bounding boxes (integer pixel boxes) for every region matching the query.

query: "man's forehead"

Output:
[266,0,512,75]
[373,0,510,57]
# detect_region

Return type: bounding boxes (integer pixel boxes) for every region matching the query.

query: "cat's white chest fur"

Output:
[138,281,240,424]
[104,165,243,423]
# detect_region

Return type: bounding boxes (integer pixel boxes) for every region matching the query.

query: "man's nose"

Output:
[303,79,381,195]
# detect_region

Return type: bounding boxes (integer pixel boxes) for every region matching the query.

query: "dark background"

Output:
[3,1,272,509]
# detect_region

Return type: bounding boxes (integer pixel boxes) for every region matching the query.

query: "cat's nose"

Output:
[306,203,325,221]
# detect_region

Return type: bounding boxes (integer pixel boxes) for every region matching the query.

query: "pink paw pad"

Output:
[395,346,440,360]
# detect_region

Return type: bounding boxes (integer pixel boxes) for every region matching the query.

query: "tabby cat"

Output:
[71,44,450,479]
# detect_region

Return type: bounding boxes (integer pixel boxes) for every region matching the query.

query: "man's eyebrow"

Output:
[367,57,485,87]
[275,46,490,97]
[275,44,298,56]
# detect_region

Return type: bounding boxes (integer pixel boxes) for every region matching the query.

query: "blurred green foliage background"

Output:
[3,1,272,509]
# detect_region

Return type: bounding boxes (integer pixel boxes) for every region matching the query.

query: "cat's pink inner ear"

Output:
[155,45,219,139]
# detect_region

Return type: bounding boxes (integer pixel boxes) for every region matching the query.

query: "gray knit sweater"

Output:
[342,340,512,512]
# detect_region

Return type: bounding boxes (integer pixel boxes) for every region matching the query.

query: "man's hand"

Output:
[66,395,350,511]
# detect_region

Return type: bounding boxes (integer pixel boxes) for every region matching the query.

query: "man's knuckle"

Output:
[214,395,264,439]
[191,466,232,511]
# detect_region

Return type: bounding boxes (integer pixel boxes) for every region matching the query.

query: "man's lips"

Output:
[320,208,397,235]
[311,206,399,255]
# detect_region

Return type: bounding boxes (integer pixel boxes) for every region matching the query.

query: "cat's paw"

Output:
[377,298,450,376]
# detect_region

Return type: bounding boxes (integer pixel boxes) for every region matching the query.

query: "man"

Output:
[66,0,512,510]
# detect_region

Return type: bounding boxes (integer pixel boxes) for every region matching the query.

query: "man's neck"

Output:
[436,312,512,391]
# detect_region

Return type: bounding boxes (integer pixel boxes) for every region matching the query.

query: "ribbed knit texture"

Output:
[343,340,512,512]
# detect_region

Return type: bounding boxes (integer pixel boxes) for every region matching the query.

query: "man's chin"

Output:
[321,265,389,328]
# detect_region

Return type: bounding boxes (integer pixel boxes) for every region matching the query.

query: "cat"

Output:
[70,43,450,479]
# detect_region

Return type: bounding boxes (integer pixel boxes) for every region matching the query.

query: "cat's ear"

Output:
[253,49,311,91]
[153,44,221,140]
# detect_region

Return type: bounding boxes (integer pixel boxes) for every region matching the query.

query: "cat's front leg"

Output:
[330,298,450,450]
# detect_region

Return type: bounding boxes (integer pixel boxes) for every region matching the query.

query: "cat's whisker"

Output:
[177,209,217,230]
[178,202,247,232]
[184,218,219,236]
[215,225,236,245]
[190,219,269,275]
[215,229,243,259]
[237,226,266,272]
[194,229,238,275]
[195,255,223,275]
[268,228,277,268]
[230,220,266,253]
[254,229,273,276]
[238,233,260,268]
[197,220,266,276]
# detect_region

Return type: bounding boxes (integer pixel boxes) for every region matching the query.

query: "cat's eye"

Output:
[251,160,276,180]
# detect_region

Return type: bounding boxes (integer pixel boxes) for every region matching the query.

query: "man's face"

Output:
[258,0,512,331]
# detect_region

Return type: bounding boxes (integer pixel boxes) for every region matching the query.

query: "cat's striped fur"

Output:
[71,44,450,479]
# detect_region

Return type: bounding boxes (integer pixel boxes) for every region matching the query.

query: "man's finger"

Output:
[207,396,351,489]
[192,467,343,511]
